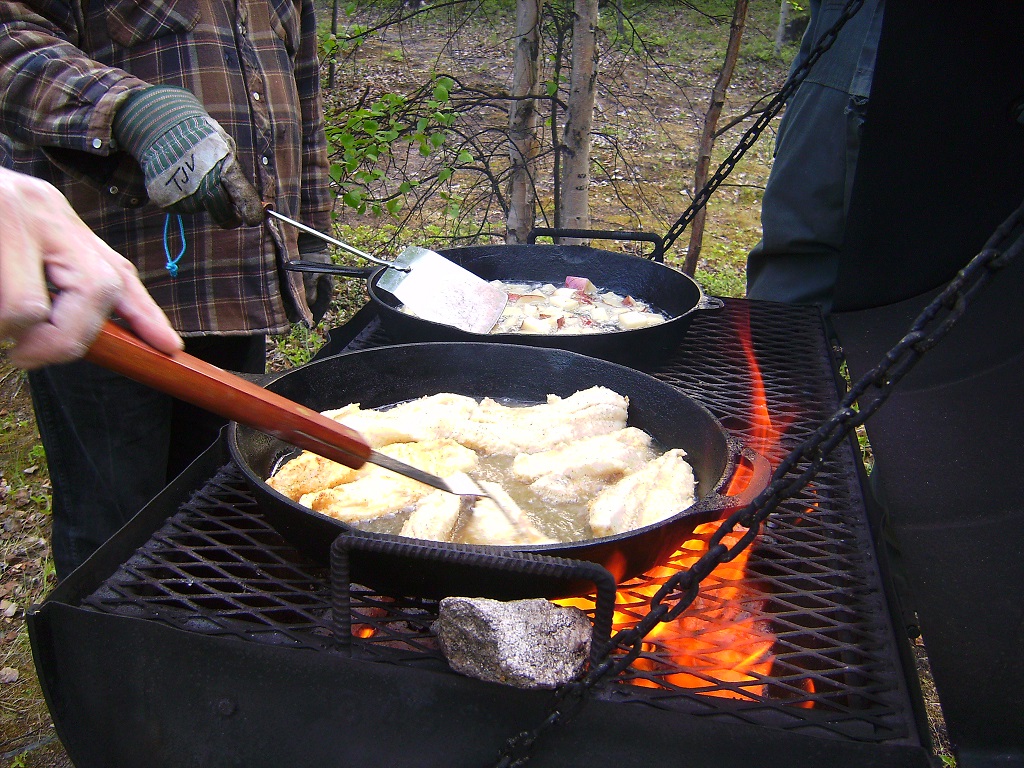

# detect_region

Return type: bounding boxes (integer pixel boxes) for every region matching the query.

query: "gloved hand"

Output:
[113,86,263,228]
[296,233,335,324]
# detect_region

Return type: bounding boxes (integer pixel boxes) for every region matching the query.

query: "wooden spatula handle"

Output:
[85,320,372,469]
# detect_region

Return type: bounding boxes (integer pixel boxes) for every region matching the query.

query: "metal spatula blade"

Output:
[265,208,506,334]
[370,452,526,532]
[375,246,507,334]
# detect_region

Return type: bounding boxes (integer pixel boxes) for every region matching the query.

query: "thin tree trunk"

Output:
[558,0,599,243]
[774,0,789,56]
[507,0,544,244]
[329,0,341,88]
[683,0,749,276]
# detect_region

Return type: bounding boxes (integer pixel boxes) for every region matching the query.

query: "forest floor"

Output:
[0,2,952,765]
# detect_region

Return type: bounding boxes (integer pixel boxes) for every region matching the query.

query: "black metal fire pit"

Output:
[27,299,934,768]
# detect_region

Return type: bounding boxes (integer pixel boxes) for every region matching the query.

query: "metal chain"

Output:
[492,195,1024,767]
[661,0,866,255]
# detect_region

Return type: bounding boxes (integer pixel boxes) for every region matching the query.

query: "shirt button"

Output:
[91,138,103,149]
[261,156,270,166]
[252,92,261,101]
[108,186,119,195]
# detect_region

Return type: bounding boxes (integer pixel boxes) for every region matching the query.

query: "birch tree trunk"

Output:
[328,0,341,88]
[774,0,789,56]
[507,0,544,244]
[683,0,748,276]
[558,0,599,243]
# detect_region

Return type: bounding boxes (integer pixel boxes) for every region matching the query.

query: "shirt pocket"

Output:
[265,0,301,57]
[105,0,200,49]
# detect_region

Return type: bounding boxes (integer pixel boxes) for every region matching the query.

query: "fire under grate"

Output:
[76,300,919,746]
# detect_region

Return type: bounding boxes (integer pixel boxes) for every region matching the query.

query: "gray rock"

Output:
[432,596,592,689]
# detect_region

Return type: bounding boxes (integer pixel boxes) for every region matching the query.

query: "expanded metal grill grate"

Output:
[77,300,918,746]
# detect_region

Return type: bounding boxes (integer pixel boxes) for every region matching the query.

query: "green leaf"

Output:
[546,81,559,97]
[429,132,445,148]
[457,150,474,164]
[438,167,453,182]
[432,83,449,102]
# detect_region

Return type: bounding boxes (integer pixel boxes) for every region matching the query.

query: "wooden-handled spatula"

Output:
[84,320,490,499]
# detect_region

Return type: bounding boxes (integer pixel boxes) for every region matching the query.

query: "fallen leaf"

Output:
[0,667,19,684]
[23,465,38,475]
[1,599,17,618]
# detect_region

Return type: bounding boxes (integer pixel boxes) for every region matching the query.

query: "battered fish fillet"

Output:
[302,439,478,523]
[588,449,696,538]
[266,452,358,501]
[399,487,473,542]
[456,386,629,456]
[510,427,655,504]
[324,393,479,448]
[461,481,554,546]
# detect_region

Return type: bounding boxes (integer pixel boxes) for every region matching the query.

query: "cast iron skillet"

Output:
[288,244,723,367]
[228,343,768,599]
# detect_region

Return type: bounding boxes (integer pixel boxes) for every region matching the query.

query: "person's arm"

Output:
[0,3,261,226]
[0,167,182,369]
[295,0,332,234]
[0,2,147,168]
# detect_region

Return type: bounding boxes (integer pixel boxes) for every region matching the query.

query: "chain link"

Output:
[661,0,866,254]
[490,199,1024,768]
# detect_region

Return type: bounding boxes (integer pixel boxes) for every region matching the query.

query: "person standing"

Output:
[746,0,885,312]
[0,0,334,578]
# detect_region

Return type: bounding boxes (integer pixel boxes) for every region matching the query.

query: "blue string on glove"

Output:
[163,213,186,277]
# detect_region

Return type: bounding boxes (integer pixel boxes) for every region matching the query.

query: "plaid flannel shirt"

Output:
[0,0,332,334]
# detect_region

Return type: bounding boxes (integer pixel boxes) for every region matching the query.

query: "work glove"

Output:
[113,86,263,228]
[296,233,335,324]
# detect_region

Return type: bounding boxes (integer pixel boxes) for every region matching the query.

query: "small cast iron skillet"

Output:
[287,244,723,368]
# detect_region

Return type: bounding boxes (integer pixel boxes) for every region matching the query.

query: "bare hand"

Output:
[0,167,182,369]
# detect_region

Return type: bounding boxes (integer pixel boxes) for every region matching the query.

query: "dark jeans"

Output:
[30,335,266,580]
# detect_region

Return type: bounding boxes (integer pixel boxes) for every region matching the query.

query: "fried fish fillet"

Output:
[323,393,479,448]
[461,481,554,546]
[456,386,629,456]
[302,439,479,523]
[266,452,358,501]
[400,487,474,542]
[510,426,655,504]
[588,449,696,538]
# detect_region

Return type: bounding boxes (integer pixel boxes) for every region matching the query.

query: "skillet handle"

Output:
[285,261,376,279]
[700,443,772,513]
[84,320,373,469]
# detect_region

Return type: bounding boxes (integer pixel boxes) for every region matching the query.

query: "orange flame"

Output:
[573,308,813,705]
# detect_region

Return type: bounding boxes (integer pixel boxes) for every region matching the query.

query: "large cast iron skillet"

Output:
[228,343,767,598]
[290,244,722,367]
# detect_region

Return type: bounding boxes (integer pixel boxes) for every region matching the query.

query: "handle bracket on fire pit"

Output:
[330,530,616,661]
